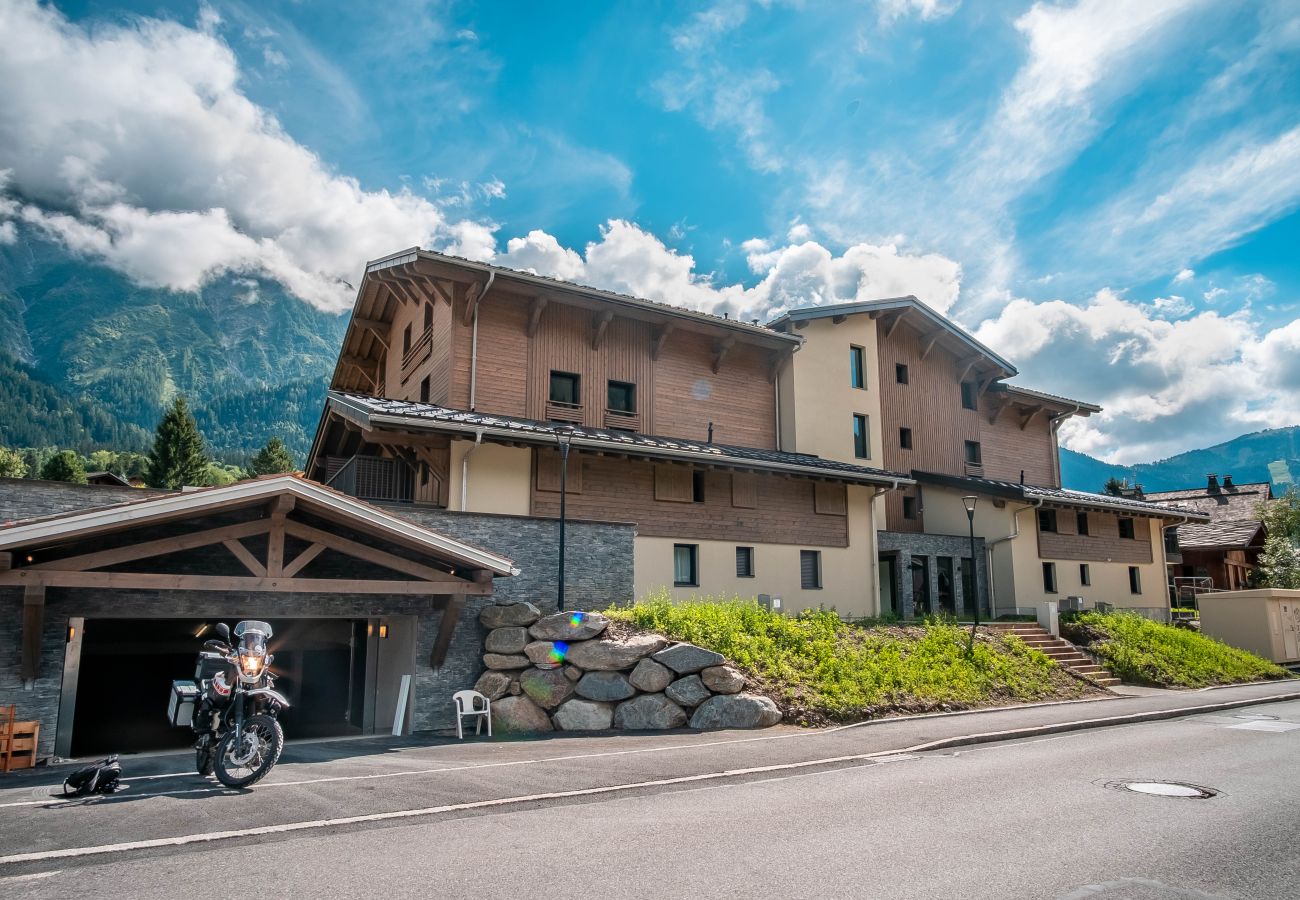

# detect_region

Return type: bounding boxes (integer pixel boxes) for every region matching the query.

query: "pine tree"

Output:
[40,450,87,484]
[146,397,211,489]
[1103,476,1126,496]
[0,447,29,478]
[248,437,296,476]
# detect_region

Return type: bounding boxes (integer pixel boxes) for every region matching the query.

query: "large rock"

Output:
[567,634,668,671]
[474,670,513,702]
[552,699,615,731]
[519,667,576,710]
[614,693,688,730]
[529,611,610,641]
[524,641,561,666]
[480,602,542,629]
[628,658,674,693]
[665,674,711,708]
[483,653,530,670]
[689,694,782,730]
[701,665,746,694]
[653,642,725,675]
[491,695,554,734]
[575,671,636,702]
[484,626,528,655]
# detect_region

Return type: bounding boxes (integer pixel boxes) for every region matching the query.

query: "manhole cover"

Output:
[1103,779,1218,799]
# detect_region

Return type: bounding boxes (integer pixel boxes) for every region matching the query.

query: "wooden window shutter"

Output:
[654,464,694,503]
[813,482,847,516]
[731,473,758,509]
[535,449,582,494]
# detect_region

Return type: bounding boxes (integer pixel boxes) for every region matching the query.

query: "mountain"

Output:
[0,227,347,464]
[1061,427,1300,494]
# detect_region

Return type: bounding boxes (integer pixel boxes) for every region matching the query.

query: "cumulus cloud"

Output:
[0,0,493,311]
[1173,268,1195,283]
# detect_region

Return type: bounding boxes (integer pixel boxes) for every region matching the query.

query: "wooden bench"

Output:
[1,705,41,772]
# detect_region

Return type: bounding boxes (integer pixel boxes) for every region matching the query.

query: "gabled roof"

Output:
[1145,481,1272,522]
[0,474,518,576]
[986,383,1101,414]
[912,470,1210,521]
[321,392,914,489]
[1176,519,1266,551]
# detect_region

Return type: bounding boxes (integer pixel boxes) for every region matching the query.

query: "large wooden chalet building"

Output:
[307,248,1206,619]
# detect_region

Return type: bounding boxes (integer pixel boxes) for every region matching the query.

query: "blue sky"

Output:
[1,0,1298,462]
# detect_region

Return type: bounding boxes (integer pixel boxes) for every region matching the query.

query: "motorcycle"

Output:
[170,620,290,788]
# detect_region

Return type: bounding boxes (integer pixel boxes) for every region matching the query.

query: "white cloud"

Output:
[877,0,960,26]
[0,0,491,311]
[1173,268,1195,283]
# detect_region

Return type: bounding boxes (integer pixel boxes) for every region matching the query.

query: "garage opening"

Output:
[69,617,378,758]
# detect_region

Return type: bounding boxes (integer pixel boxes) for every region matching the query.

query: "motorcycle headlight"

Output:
[240,653,265,676]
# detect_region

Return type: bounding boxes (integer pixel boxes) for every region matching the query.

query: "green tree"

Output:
[1257,488,1300,589]
[40,450,87,484]
[0,447,28,478]
[248,437,296,476]
[146,396,211,489]
[1103,476,1126,496]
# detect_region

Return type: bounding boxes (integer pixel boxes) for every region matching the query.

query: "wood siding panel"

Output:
[731,473,758,508]
[654,465,693,502]
[653,331,775,448]
[535,448,584,493]
[979,411,1056,486]
[532,453,848,547]
[814,483,847,516]
[1038,513,1154,564]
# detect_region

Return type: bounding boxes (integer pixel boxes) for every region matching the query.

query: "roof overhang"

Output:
[913,470,1210,521]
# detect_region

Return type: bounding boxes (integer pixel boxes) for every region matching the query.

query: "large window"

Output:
[964,440,983,467]
[1042,562,1057,593]
[961,381,978,411]
[607,380,636,413]
[1128,566,1142,594]
[1038,509,1058,533]
[800,550,822,590]
[736,546,755,578]
[1118,517,1136,540]
[673,544,699,587]
[850,345,866,389]
[853,414,870,459]
[549,371,580,407]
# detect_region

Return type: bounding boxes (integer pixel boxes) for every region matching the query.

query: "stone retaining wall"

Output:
[471,601,782,733]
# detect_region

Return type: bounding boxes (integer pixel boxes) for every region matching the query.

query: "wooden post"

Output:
[430,595,466,669]
[21,584,44,687]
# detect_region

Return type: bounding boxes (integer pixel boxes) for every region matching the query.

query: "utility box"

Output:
[1037,600,1059,638]
[1199,589,1300,664]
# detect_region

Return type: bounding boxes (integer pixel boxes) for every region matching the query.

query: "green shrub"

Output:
[1063,611,1290,688]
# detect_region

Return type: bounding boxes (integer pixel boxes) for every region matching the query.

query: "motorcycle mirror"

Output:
[202,639,227,651]
[214,622,231,643]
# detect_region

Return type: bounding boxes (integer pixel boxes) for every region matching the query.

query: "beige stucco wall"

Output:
[449,441,532,515]
[634,485,881,618]
[1199,589,1300,663]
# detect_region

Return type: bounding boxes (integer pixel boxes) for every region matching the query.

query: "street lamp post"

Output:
[554,425,576,612]
[962,495,979,653]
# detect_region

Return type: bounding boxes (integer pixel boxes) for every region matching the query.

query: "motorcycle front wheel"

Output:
[214,714,284,789]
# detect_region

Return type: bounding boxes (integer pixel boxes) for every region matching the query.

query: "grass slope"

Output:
[606,594,1095,725]
[1063,612,1291,688]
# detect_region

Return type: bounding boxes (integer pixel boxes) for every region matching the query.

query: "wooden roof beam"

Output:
[955,354,982,383]
[652,321,675,360]
[461,277,489,325]
[591,310,614,350]
[883,309,907,339]
[987,396,1010,426]
[919,329,944,361]
[831,314,848,325]
[526,296,548,338]
[1019,405,1046,431]
[712,335,736,374]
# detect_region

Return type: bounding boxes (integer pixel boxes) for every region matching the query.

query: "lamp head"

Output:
[962,495,978,515]
[554,424,577,449]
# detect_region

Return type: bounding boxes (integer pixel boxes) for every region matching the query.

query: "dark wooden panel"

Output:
[979,411,1057,487]
[536,448,583,493]
[654,465,693,502]
[814,483,847,516]
[1038,512,1154,564]
[731,473,757,509]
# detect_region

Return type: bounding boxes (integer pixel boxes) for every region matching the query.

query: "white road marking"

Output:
[0,870,61,883]
[1226,721,1300,733]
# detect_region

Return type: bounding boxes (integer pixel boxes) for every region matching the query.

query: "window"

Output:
[1118,517,1136,539]
[423,302,433,332]
[1042,562,1057,593]
[549,371,580,407]
[692,470,706,503]
[903,496,918,520]
[402,323,412,356]
[800,550,822,589]
[961,381,978,411]
[1038,509,1058,533]
[1077,512,1090,536]
[899,427,913,449]
[895,363,909,384]
[419,376,430,403]
[1080,564,1091,586]
[850,345,866,389]
[1128,566,1142,594]
[964,440,982,466]
[607,380,636,414]
[853,414,870,459]
[673,544,699,587]
[1165,529,1180,554]
[736,546,755,578]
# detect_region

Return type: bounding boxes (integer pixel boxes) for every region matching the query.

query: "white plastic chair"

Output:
[453,689,492,739]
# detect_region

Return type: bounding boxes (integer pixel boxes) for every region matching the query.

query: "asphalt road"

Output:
[2,684,1299,898]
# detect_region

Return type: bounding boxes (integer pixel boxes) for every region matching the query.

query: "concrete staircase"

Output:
[984,623,1121,688]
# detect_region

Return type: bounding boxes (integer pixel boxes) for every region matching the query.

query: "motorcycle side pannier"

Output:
[169,680,199,727]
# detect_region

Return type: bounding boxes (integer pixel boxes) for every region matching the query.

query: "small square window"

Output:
[895,363,909,384]
[800,550,822,590]
[1042,562,1057,593]
[736,546,755,578]
[961,381,978,411]
[1038,509,1058,533]
[1118,518,1136,539]
[1128,566,1142,594]
[903,496,918,520]
[853,414,870,459]
[964,440,982,466]
[674,544,699,587]
[692,470,706,503]
[899,427,913,449]
[850,346,866,389]
[607,380,636,414]
[1080,563,1091,586]
[549,371,580,407]
[1077,512,1090,536]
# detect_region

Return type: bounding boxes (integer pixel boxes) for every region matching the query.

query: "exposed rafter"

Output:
[955,354,982,384]
[1019,404,1046,431]
[919,329,944,361]
[526,295,548,338]
[591,310,614,350]
[883,309,907,339]
[652,321,675,360]
[461,278,488,325]
[712,335,736,374]
[831,314,848,325]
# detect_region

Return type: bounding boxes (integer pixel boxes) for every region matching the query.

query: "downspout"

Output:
[459,428,484,511]
[986,499,1043,618]
[468,271,495,412]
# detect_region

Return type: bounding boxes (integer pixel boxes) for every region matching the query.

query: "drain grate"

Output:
[1100,779,1219,799]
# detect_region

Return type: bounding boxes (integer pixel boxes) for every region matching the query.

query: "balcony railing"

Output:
[603,408,641,431]
[545,400,584,425]
[401,328,432,372]
[324,455,414,504]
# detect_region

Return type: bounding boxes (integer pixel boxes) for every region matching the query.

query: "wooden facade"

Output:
[1036,508,1154,565]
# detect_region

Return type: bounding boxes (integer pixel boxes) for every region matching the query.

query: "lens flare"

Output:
[569,612,585,628]
[549,641,569,663]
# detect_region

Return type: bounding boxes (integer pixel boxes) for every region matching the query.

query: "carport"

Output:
[0,476,517,760]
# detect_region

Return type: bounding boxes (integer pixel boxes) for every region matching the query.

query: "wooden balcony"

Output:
[603,409,641,432]
[545,401,584,425]
[964,462,984,478]
[325,455,414,504]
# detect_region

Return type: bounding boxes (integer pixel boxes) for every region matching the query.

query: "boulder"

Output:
[566,634,668,671]
[700,665,746,694]
[628,658,674,693]
[552,699,615,732]
[491,695,554,734]
[575,671,636,702]
[563,665,584,682]
[480,601,542,629]
[484,626,528,655]
[509,679,522,696]
[474,670,513,702]
[524,641,562,666]
[652,642,725,675]
[665,674,711,708]
[483,653,530,670]
[614,693,688,730]
[689,694,782,730]
[529,611,610,642]
[519,667,576,710]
